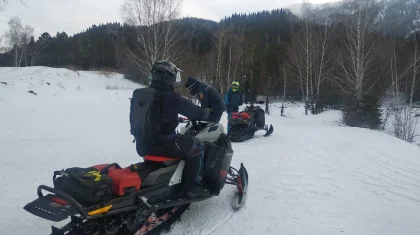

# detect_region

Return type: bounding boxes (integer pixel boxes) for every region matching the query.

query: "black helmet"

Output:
[151,60,182,88]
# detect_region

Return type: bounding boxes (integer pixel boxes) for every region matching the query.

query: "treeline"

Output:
[1,6,419,136]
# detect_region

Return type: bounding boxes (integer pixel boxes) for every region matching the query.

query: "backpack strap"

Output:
[100,163,122,174]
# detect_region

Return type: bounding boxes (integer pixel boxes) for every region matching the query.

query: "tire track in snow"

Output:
[199,212,234,235]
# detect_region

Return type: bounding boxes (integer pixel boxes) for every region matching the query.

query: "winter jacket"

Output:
[224,87,243,113]
[149,80,209,139]
[185,77,226,122]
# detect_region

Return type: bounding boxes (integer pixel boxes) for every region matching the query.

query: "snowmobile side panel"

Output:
[169,160,185,186]
[142,164,178,187]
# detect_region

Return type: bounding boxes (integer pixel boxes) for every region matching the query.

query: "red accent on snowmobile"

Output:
[239,112,250,120]
[220,170,228,179]
[93,164,141,196]
[51,197,68,205]
[231,112,250,120]
[231,113,241,118]
[144,155,180,162]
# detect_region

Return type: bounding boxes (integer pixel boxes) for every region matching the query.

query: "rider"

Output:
[131,60,214,198]
[224,81,243,133]
[185,77,226,123]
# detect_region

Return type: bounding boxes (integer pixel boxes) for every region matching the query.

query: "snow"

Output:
[1,67,420,235]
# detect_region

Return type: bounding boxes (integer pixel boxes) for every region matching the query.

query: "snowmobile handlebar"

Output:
[37,185,89,218]
[178,118,216,131]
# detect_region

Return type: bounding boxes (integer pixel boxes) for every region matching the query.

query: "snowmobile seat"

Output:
[144,155,180,167]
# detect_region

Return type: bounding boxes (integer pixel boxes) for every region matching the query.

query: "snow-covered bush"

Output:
[393,105,418,143]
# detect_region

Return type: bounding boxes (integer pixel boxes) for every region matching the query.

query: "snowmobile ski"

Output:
[263,124,274,137]
[227,164,248,209]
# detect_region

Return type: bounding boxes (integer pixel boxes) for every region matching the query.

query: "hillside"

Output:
[1,67,420,235]
[287,0,420,36]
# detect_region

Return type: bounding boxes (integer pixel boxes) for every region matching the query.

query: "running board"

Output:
[140,194,214,212]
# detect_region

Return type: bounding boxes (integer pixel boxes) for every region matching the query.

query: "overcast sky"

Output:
[0,0,341,39]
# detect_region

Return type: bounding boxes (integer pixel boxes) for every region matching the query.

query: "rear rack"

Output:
[37,185,89,218]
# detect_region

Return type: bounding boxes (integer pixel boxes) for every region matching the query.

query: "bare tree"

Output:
[410,35,419,107]
[0,0,10,11]
[313,19,334,104]
[337,0,377,101]
[281,67,288,102]
[388,44,419,143]
[301,1,314,105]
[287,1,315,115]
[0,0,24,12]
[214,25,226,93]
[29,34,50,66]
[4,17,34,67]
[121,0,183,75]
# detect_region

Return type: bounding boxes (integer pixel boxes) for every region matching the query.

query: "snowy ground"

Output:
[1,67,420,235]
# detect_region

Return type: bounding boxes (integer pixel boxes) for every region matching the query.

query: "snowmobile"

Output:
[23,118,248,235]
[228,101,274,142]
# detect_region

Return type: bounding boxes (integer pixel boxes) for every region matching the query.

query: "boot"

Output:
[185,184,210,198]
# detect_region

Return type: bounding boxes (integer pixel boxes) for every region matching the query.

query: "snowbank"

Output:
[1,67,420,235]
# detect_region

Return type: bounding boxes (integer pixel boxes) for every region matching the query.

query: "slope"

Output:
[1,67,420,235]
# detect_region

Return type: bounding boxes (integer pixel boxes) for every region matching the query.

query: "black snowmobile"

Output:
[228,101,274,142]
[23,118,248,235]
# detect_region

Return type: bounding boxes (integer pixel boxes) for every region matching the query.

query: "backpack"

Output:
[129,88,162,142]
[53,163,120,204]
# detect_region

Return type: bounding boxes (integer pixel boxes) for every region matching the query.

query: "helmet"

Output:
[151,60,182,88]
[231,81,239,92]
[185,77,200,96]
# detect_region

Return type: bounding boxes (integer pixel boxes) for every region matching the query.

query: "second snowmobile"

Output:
[228,101,274,142]
[23,119,248,235]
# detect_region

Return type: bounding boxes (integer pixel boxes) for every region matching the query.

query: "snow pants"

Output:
[227,106,239,132]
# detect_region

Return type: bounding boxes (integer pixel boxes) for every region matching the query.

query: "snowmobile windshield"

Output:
[176,70,181,83]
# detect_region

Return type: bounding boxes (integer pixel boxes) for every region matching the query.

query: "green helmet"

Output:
[231,81,239,92]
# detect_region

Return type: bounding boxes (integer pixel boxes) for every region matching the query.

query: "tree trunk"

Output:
[410,38,418,107]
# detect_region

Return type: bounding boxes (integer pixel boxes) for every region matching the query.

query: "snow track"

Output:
[1,67,420,235]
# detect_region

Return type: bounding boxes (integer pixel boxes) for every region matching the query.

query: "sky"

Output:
[0,0,342,40]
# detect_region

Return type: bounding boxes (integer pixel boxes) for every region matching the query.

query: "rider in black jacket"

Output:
[134,61,217,198]
[185,77,226,123]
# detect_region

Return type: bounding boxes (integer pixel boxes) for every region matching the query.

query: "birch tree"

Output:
[121,0,183,76]
[389,44,419,143]
[4,17,34,67]
[313,19,334,105]
[214,26,225,93]
[409,35,419,107]
[29,33,50,66]
[287,1,314,114]
[0,0,23,12]
[337,0,376,101]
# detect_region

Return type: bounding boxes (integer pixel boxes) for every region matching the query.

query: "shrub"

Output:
[343,95,382,129]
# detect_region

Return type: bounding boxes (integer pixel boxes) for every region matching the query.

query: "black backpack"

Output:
[53,164,120,204]
[129,88,162,142]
